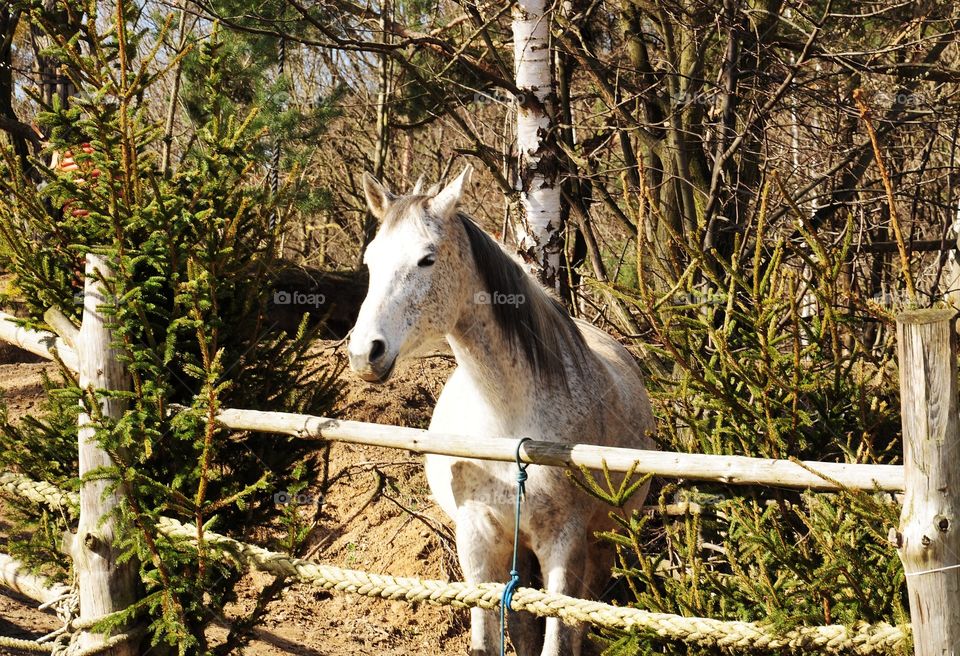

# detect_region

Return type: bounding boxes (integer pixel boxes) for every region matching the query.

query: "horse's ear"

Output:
[429,165,473,218]
[363,172,395,221]
[410,175,425,195]
[411,175,441,196]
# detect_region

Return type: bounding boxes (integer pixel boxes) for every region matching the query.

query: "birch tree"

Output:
[512,0,563,288]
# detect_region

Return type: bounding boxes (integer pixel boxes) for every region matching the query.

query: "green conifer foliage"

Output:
[0,4,341,654]
[176,0,344,227]
[582,188,910,655]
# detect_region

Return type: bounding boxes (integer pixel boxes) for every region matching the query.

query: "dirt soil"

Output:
[0,341,479,655]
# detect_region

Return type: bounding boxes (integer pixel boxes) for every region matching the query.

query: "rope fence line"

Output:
[157,515,908,655]
[0,472,78,518]
[0,635,54,653]
[0,470,910,654]
[0,631,142,656]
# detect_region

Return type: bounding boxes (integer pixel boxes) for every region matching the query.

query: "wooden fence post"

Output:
[71,254,138,656]
[896,308,960,656]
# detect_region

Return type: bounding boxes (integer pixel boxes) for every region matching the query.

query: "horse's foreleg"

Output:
[537,538,589,656]
[456,505,512,656]
[508,548,544,656]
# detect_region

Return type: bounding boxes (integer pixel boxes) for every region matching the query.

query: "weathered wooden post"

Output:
[71,254,139,656]
[896,308,960,656]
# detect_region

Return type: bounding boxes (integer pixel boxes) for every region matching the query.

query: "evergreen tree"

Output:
[0,5,341,654]
[578,189,909,656]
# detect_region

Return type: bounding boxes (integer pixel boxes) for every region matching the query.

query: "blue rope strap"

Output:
[500,437,531,656]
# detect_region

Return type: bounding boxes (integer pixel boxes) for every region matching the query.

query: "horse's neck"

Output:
[447,294,578,422]
[445,301,533,414]
[444,228,589,419]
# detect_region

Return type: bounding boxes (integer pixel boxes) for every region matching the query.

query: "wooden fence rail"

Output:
[215,408,905,492]
[0,311,77,371]
[0,552,72,607]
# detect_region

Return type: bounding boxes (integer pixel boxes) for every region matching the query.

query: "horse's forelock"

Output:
[381,195,430,230]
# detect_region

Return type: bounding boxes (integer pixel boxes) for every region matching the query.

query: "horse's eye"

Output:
[418,254,436,267]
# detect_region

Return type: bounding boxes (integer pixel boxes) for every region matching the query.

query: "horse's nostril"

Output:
[369,339,386,363]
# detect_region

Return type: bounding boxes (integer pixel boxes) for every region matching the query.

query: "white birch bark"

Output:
[944,196,960,308]
[513,0,563,288]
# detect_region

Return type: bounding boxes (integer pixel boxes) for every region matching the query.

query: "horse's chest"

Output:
[424,454,574,534]
[425,366,590,524]
[424,454,497,515]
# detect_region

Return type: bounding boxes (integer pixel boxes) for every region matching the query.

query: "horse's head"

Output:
[348,167,473,383]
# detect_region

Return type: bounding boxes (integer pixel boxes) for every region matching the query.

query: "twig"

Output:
[853,88,917,305]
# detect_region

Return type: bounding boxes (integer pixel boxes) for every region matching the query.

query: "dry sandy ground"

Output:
[0,343,478,655]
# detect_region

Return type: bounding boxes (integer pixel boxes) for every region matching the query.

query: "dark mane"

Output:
[458,213,587,386]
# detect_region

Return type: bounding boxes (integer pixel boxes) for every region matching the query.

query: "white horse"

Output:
[348,167,657,656]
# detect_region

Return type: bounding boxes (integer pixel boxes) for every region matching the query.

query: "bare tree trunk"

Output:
[512,0,563,289]
[161,3,189,175]
[359,0,392,263]
[400,130,413,183]
[30,1,77,111]
[71,255,139,656]
[0,8,35,171]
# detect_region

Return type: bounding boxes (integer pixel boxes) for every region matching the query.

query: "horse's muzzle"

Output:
[351,358,396,383]
[348,337,396,383]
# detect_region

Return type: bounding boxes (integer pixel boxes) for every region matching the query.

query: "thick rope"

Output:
[0,635,53,653]
[0,630,136,656]
[157,515,907,654]
[55,627,141,656]
[3,471,911,654]
[0,472,77,517]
